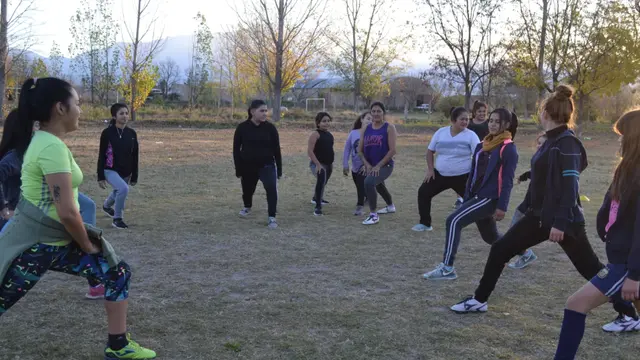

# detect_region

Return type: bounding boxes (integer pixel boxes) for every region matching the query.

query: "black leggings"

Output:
[474,214,603,303]
[312,164,333,210]
[241,164,278,217]
[418,170,468,227]
[351,171,393,207]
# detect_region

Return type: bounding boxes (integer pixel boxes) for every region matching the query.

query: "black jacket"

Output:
[597,191,640,281]
[233,120,282,177]
[97,125,139,182]
[525,126,587,232]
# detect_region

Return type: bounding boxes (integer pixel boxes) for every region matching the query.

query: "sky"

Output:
[22,0,433,68]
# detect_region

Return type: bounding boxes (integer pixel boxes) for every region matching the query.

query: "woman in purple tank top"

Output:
[357,102,397,225]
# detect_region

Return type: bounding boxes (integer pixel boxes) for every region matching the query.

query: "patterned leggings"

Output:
[0,243,130,315]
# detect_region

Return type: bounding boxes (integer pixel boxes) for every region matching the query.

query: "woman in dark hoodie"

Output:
[554,110,640,359]
[423,108,518,280]
[450,85,637,322]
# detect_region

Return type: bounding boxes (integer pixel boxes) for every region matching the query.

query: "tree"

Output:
[157,58,180,99]
[29,58,48,78]
[69,0,120,105]
[0,0,37,112]
[418,0,502,108]
[121,0,165,121]
[185,12,214,108]
[235,0,328,121]
[117,45,159,112]
[330,0,410,111]
[48,41,64,78]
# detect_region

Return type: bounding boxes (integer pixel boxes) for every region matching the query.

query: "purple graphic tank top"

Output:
[363,122,393,167]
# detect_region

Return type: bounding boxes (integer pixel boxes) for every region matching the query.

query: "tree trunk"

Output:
[0,0,8,114]
[537,0,549,102]
[130,0,143,122]
[576,93,586,138]
[464,82,472,110]
[403,98,409,122]
[272,0,285,122]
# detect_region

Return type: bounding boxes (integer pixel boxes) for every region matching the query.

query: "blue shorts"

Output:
[590,264,629,297]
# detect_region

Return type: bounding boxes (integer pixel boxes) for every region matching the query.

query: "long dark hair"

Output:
[247,99,267,121]
[489,108,519,140]
[0,110,28,159]
[109,103,129,126]
[16,77,74,154]
[353,111,370,130]
[611,109,640,202]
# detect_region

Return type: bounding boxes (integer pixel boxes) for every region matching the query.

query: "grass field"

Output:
[0,124,637,360]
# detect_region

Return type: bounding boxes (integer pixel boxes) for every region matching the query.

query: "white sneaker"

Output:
[602,315,640,333]
[239,208,251,217]
[450,297,488,313]
[412,224,433,232]
[423,263,457,280]
[362,213,379,225]
[377,205,396,214]
[268,217,278,229]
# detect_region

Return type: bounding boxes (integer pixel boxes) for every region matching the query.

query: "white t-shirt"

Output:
[427,126,480,177]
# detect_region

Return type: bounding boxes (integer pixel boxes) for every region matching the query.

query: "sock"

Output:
[108,333,129,351]
[554,309,587,360]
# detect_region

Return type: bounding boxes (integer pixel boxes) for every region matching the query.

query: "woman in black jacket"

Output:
[233,100,282,229]
[97,103,139,229]
[554,110,640,359]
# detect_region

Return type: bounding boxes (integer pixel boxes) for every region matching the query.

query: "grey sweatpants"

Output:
[364,165,393,212]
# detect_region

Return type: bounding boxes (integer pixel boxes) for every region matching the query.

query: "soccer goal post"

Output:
[305,98,326,112]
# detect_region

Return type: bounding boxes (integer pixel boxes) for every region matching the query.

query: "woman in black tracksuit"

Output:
[233,100,282,229]
[554,110,640,359]
[450,85,637,322]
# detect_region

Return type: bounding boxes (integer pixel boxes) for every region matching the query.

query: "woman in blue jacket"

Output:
[423,108,518,280]
[554,110,640,359]
[450,85,637,322]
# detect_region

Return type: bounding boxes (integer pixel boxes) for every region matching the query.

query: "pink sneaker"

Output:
[85,284,105,299]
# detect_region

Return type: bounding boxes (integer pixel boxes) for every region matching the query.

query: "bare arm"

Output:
[426,150,435,171]
[307,132,321,166]
[376,123,397,167]
[46,173,98,254]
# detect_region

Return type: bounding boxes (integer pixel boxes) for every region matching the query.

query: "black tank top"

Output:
[314,129,334,165]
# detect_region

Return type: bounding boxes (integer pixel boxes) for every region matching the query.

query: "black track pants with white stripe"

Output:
[443,197,500,266]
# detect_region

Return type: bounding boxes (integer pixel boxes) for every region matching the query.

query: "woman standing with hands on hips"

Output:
[233,100,282,229]
[97,103,139,230]
[358,102,397,225]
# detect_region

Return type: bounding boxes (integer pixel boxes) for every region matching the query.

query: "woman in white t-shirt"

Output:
[412,107,480,231]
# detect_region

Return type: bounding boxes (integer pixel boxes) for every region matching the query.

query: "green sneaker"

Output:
[104,335,156,359]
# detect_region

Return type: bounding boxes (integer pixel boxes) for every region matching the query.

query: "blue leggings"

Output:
[0,243,131,315]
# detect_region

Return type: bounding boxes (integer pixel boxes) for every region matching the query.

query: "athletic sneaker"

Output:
[602,314,640,333]
[412,224,433,232]
[362,213,379,225]
[454,198,463,209]
[450,297,488,314]
[103,206,115,218]
[423,263,457,280]
[268,217,278,229]
[112,218,128,229]
[104,335,156,359]
[314,209,323,216]
[85,284,105,300]
[377,205,396,214]
[508,249,538,269]
[238,208,251,217]
[311,199,329,205]
[354,205,364,216]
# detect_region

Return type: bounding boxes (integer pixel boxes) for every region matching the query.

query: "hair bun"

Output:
[554,84,574,101]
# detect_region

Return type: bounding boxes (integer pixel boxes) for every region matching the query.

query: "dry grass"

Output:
[0,125,637,360]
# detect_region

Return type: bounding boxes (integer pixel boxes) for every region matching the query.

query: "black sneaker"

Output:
[314,208,323,216]
[112,218,128,229]
[103,207,115,218]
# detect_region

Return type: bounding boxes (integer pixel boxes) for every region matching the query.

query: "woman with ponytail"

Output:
[412,106,480,232]
[0,78,156,359]
[233,100,282,228]
[451,85,637,325]
[97,103,139,229]
[423,108,518,280]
